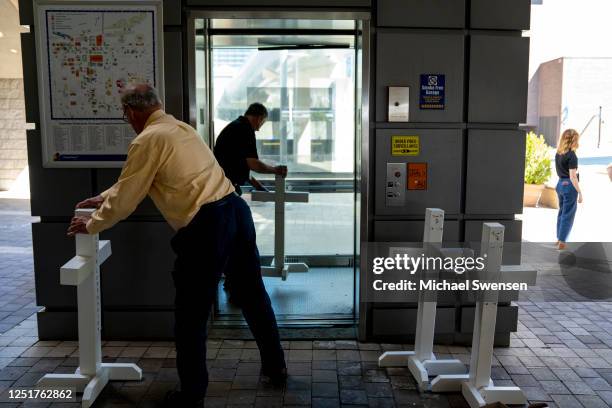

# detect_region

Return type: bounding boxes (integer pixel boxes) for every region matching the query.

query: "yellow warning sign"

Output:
[391,136,420,156]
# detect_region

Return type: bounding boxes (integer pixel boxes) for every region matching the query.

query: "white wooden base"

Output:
[37,373,90,393]
[478,385,526,406]
[38,363,142,408]
[430,374,469,392]
[430,375,526,408]
[378,350,416,367]
[462,382,487,408]
[379,351,466,391]
[261,263,309,280]
[100,363,142,380]
[418,359,466,377]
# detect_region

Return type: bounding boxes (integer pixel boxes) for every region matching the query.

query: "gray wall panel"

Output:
[454,332,510,347]
[465,129,525,215]
[373,307,455,336]
[373,220,461,242]
[470,0,530,30]
[377,0,465,28]
[37,311,174,340]
[375,129,463,216]
[460,305,518,333]
[37,311,77,340]
[371,291,456,306]
[96,169,160,216]
[27,131,92,217]
[21,33,39,124]
[18,0,34,26]
[375,31,464,123]
[104,311,174,339]
[100,222,176,307]
[163,0,182,26]
[468,35,529,123]
[163,32,184,120]
[32,222,78,308]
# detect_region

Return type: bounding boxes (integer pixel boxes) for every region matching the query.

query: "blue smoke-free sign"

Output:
[419,74,445,110]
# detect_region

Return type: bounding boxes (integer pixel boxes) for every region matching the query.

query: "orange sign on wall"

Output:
[407,163,427,190]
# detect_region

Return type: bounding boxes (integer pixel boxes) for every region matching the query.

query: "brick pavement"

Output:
[2,198,612,407]
[1,303,612,407]
[0,199,40,337]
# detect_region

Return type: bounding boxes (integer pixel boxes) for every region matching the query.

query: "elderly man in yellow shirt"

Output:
[67,84,286,407]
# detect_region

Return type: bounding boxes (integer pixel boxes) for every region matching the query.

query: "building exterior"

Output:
[0,0,27,191]
[528,57,611,148]
[19,0,531,344]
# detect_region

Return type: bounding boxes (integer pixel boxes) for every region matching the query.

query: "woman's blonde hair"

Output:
[557,129,580,154]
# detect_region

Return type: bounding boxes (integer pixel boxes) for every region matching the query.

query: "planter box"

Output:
[523,183,544,207]
[539,185,559,209]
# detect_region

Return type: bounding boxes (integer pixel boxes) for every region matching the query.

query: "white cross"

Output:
[378,208,468,390]
[430,222,537,407]
[378,212,537,406]
[37,209,142,408]
[251,175,309,280]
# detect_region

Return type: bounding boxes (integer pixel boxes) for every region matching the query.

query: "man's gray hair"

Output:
[121,83,162,111]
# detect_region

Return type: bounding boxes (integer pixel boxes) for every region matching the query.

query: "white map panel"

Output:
[48,10,156,119]
[34,1,164,168]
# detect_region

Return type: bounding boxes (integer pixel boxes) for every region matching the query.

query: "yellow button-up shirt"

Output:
[86,110,235,234]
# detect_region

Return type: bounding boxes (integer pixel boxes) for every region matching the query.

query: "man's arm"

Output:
[249,175,269,192]
[68,143,161,236]
[246,158,287,177]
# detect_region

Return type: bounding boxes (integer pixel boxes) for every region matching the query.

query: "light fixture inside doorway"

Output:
[257,38,350,51]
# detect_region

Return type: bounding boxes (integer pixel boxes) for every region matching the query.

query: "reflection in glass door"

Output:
[194,19,360,324]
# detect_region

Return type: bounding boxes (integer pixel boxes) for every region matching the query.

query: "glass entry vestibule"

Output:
[188,14,367,326]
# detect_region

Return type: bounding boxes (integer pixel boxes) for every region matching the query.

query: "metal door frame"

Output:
[185,10,371,328]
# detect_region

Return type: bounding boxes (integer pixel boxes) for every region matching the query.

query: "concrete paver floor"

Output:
[0,156,611,407]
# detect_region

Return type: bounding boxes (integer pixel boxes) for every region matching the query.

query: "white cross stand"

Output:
[37,209,142,408]
[378,208,467,391]
[430,223,537,408]
[251,174,309,280]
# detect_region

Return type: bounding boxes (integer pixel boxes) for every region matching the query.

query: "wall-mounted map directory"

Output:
[34,1,164,167]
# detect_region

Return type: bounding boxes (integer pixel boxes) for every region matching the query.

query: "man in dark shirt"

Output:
[214,103,287,195]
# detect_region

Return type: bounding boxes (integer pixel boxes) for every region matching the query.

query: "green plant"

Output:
[524,131,552,185]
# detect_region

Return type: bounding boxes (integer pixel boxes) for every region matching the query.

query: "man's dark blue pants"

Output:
[170,192,286,400]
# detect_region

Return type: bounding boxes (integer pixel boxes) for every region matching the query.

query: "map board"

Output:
[34,1,164,167]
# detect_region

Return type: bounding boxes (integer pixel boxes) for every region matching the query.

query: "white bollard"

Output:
[251,174,309,280]
[37,209,142,408]
[430,223,537,408]
[378,208,467,391]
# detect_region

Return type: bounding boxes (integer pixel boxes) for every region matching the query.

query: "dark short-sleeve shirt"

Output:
[214,116,259,186]
[555,150,578,179]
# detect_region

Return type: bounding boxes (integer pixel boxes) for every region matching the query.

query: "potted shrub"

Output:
[523,132,552,207]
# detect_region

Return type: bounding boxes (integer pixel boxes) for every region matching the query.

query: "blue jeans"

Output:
[170,193,285,400]
[556,178,578,242]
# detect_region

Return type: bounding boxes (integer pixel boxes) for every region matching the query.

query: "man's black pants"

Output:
[170,193,285,400]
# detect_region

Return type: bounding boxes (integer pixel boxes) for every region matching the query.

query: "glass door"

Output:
[193,18,361,325]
